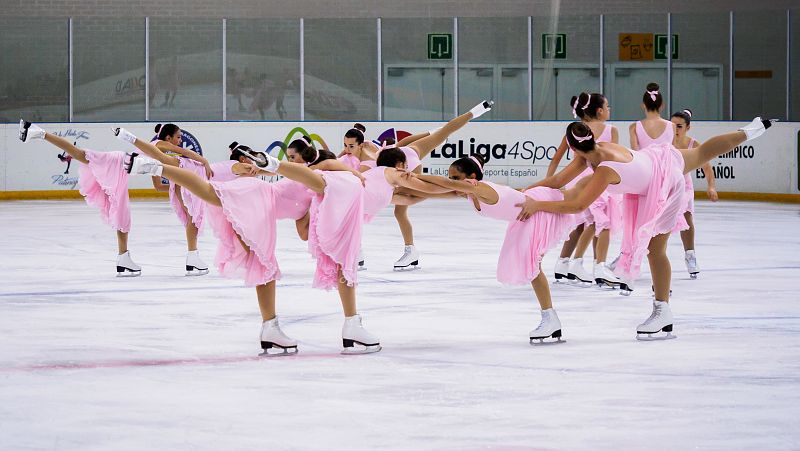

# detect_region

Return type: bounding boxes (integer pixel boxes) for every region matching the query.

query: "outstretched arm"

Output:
[527,156,587,190]
[629,123,640,150]
[546,136,569,178]
[515,167,614,220]
[311,159,366,184]
[155,140,213,178]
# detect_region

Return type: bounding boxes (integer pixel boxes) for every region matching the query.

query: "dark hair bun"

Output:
[154,124,162,133]
[229,141,239,150]
[646,82,660,92]
[353,123,366,133]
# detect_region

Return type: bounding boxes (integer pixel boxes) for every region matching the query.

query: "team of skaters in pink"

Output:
[18,82,774,354]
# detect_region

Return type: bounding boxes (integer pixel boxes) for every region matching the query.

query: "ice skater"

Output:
[516,117,775,340]
[124,123,213,275]
[546,93,623,288]
[406,155,579,344]
[671,109,717,278]
[19,120,141,276]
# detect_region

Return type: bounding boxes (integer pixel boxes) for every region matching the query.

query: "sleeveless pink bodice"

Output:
[596,124,613,143]
[210,160,238,182]
[362,166,395,221]
[598,149,652,195]
[635,120,673,148]
[272,178,313,220]
[470,181,527,222]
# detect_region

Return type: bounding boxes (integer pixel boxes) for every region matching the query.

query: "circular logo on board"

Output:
[151,129,203,156]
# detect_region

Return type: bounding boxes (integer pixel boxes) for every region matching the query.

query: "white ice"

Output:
[0,198,798,450]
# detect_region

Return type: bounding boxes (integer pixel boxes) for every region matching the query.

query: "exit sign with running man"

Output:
[428,34,452,60]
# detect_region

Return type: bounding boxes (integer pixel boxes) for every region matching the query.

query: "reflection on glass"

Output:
[382,18,454,121]
[305,19,377,121]
[73,18,145,121]
[149,18,223,121]
[670,13,728,120]
[227,19,300,121]
[0,18,68,122]
[733,11,787,120]
[532,15,600,120]
[458,17,528,120]
[603,14,667,120]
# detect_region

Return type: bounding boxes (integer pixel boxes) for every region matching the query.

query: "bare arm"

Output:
[155,140,213,178]
[151,176,170,192]
[610,125,619,144]
[515,167,615,220]
[528,156,587,190]
[629,123,639,150]
[311,159,365,183]
[693,139,718,202]
[387,170,453,194]
[546,136,569,178]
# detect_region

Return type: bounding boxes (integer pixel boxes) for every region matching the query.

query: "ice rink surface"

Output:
[0,198,798,450]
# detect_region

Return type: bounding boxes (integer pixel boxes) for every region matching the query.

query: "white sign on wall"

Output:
[1,121,797,194]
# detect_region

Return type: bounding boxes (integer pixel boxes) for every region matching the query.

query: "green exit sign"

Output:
[542,33,567,59]
[428,33,452,60]
[654,34,679,59]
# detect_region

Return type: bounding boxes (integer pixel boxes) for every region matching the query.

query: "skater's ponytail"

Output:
[288,138,336,166]
[451,154,485,180]
[573,92,607,120]
[565,122,596,153]
[643,82,663,112]
[671,108,693,125]
[345,125,365,144]
[228,141,250,161]
[376,147,407,168]
[155,123,180,141]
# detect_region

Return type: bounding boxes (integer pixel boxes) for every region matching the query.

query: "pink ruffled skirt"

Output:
[78,150,131,233]
[169,158,207,232]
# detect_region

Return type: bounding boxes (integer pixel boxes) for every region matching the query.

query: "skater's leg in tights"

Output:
[337,267,357,317]
[255,282,277,321]
[394,166,420,246]
[172,187,199,252]
[572,224,595,259]
[594,229,610,262]
[531,269,552,310]
[680,212,695,251]
[647,233,672,302]
[559,224,584,259]
[43,133,88,164]
[129,138,180,167]
[275,161,327,194]
[409,110,476,159]
[159,165,221,206]
[116,230,129,255]
[681,131,746,174]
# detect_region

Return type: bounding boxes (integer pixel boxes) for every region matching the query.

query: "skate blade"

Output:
[259,346,298,357]
[636,332,676,341]
[529,337,566,346]
[116,271,141,278]
[185,268,209,276]
[357,263,367,271]
[689,273,698,279]
[341,345,381,355]
[393,265,420,272]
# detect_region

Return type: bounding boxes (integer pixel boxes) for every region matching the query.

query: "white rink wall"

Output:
[1,121,798,194]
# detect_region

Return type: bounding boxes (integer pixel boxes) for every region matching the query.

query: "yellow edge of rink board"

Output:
[694,191,800,203]
[0,189,168,200]
[1,190,798,203]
